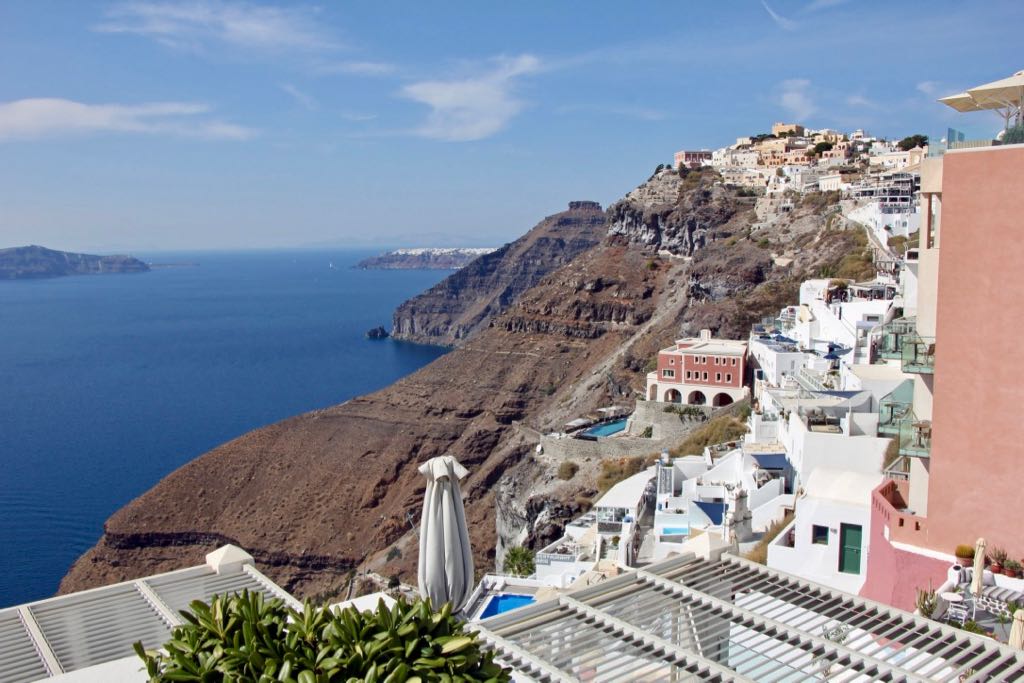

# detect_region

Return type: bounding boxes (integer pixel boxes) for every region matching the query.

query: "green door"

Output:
[838,524,863,574]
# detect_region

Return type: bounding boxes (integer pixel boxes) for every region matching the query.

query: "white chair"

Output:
[947,602,970,627]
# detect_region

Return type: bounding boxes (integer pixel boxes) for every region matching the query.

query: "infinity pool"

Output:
[582,418,628,437]
[480,593,535,619]
[662,527,690,535]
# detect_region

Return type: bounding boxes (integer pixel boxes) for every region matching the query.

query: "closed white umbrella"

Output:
[971,537,986,598]
[417,455,474,612]
[1010,609,1024,650]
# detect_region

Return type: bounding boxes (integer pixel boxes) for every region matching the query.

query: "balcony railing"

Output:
[877,380,914,436]
[883,455,912,481]
[901,334,936,374]
[896,417,931,458]
[871,317,916,362]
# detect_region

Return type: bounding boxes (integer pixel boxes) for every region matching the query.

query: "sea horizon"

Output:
[0,249,450,607]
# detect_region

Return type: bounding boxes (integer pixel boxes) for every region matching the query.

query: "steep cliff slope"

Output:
[61,171,871,600]
[391,202,605,346]
[0,245,149,279]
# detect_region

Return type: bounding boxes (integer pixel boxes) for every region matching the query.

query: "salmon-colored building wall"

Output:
[861,486,950,611]
[657,349,745,388]
[926,145,1024,559]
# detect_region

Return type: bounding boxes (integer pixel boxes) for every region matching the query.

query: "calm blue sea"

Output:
[0,250,449,608]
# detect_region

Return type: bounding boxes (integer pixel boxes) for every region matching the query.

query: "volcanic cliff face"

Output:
[60,173,869,600]
[0,245,149,280]
[391,202,605,346]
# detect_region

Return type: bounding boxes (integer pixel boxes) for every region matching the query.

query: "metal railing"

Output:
[883,455,912,481]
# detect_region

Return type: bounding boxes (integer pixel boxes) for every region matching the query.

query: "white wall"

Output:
[785,414,888,486]
[767,497,872,594]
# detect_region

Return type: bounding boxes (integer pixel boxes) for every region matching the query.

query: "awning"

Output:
[752,453,789,470]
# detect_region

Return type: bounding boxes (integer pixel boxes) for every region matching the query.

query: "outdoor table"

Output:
[941,591,963,603]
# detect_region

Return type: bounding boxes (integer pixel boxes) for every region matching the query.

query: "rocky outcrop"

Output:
[0,245,149,280]
[607,168,748,256]
[60,177,870,601]
[365,326,389,339]
[355,248,496,270]
[391,202,605,346]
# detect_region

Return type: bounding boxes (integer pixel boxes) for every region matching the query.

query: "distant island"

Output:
[355,247,496,270]
[0,245,150,280]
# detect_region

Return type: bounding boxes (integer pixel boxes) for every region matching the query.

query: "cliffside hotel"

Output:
[646,329,748,407]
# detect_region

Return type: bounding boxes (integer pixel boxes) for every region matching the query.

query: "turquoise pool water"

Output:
[480,594,535,619]
[662,527,690,535]
[582,418,628,437]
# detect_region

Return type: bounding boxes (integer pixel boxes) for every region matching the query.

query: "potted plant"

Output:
[989,546,1008,574]
[1004,559,1022,578]
[955,544,975,567]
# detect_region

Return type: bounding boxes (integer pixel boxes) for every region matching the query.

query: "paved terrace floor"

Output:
[474,553,1024,682]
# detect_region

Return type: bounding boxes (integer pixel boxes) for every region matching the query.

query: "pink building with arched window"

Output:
[646,329,748,407]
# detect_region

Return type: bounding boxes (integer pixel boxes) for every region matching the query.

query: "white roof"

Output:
[0,546,299,683]
[330,591,397,614]
[474,553,1024,681]
[804,467,882,506]
[594,467,655,511]
[671,339,747,356]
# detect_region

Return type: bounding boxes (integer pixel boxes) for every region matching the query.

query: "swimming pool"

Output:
[582,418,628,437]
[661,526,690,536]
[479,593,535,619]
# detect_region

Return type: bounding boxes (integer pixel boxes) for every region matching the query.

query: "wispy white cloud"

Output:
[778,79,816,120]
[95,1,336,52]
[315,60,396,77]
[804,0,848,12]
[916,81,941,95]
[761,1,798,30]
[279,83,317,110]
[0,98,256,142]
[399,54,542,142]
[846,93,879,109]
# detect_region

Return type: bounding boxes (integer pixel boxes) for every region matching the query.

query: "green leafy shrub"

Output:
[504,546,535,577]
[1004,124,1024,145]
[639,426,654,438]
[557,461,579,480]
[135,590,510,682]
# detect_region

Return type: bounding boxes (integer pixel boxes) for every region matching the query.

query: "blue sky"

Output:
[0,1,1020,251]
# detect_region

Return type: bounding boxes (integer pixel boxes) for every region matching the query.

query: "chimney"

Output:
[699,329,712,342]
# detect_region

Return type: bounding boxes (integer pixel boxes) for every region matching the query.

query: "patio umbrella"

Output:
[1010,609,1024,650]
[417,455,474,612]
[971,537,986,597]
[940,70,1024,129]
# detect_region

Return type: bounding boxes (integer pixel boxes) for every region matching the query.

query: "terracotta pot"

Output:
[990,563,1003,574]
[1004,567,1020,578]
[957,556,973,567]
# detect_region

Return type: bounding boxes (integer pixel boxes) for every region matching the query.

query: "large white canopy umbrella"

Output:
[971,537,986,598]
[940,70,1024,129]
[1010,609,1024,650]
[417,455,474,612]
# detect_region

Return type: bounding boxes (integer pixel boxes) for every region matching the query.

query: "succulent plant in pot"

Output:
[989,546,1008,573]
[1004,559,1022,578]
[954,544,975,567]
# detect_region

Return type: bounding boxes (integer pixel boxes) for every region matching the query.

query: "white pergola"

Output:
[474,553,1024,682]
